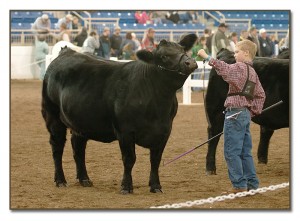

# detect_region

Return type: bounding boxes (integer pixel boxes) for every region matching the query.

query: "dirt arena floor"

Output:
[10,79,290,210]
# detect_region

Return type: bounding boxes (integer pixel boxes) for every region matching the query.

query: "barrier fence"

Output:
[182,62,212,105]
[150,182,289,209]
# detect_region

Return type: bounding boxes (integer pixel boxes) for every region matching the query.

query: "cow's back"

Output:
[43,49,124,142]
[251,57,289,129]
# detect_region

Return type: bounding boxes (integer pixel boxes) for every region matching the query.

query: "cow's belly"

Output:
[59,92,117,142]
[131,118,174,148]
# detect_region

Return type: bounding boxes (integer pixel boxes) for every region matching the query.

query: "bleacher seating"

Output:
[11,10,58,30]
[11,10,289,45]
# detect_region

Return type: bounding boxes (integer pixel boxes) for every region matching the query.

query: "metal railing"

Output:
[10,29,204,46]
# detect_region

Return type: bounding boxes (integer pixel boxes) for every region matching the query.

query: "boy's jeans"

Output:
[224,108,259,190]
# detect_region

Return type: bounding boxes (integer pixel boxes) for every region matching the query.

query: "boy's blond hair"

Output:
[236,39,257,59]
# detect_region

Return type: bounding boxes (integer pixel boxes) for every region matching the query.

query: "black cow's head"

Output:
[136,33,198,75]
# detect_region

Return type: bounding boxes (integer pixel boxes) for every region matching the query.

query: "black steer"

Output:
[41,34,198,193]
[205,48,289,175]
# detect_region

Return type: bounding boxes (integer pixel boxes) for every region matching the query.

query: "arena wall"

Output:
[11,46,53,79]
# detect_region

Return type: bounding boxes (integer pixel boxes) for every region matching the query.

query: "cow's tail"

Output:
[41,79,60,123]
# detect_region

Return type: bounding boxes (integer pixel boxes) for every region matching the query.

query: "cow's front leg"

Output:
[149,144,165,193]
[118,133,136,194]
[71,134,93,187]
[257,126,274,164]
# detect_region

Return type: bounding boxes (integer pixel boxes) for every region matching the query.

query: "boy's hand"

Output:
[197,49,208,59]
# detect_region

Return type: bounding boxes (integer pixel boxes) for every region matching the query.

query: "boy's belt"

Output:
[225,107,248,112]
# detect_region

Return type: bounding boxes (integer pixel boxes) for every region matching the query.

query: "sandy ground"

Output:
[10,80,290,210]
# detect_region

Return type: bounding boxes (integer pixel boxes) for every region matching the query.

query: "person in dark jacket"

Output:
[74,27,88,47]
[247,26,261,56]
[258,28,274,57]
[97,27,111,59]
[110,26,122,57]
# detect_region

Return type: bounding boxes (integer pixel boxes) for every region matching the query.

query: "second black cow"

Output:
[205,49,289,175]
[42,34,198,193]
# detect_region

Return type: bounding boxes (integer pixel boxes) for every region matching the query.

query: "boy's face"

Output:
[234,46,249,62]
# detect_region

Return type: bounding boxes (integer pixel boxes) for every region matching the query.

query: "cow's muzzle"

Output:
[181,56,198,75]
[157,54,198,76]
[184,57,198,71]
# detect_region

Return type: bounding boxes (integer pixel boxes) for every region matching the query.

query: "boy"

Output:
[198,40,266,193]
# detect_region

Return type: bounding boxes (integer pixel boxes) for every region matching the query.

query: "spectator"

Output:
[50,23,71,42]
[278,37,286,49]
[165,11,180,24]
[110,26,123,57]
[141,27,156,52]
[56,14,73,29]
[247,26,260,56]
[229,32,238,51]
[135,11,152,24]
[97,27,111,59]
[58,23,71,42]
[204,28,213,54]
[120,32,136,60]
[72,16,80,30]
[186,11,199,24]
[282,29,289,49]
[131,32,142,52]
[81,31,100,55]
[192,36,209,61]
[270,34,279,56]
[270,34,279,45]
[74,27,88,47]
[239,30,249,41]
[31,14,51,34]
[149,11,168,24]
[211,23,231,58]
[122,43,136,60]
[34,34,49,80]
[258,28,274,57]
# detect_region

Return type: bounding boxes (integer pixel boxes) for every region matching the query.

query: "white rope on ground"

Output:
[150,182,289,209]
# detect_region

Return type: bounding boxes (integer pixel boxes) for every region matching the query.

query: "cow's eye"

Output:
[161,55,167,59]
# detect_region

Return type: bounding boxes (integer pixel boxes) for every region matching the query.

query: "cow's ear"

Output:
[178,33,198,52]
[159,39,168,45]
[136,49,154,63]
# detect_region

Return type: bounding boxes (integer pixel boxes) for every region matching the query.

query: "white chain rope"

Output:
[150,182,289,209]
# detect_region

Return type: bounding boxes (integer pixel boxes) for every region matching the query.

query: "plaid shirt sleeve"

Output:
[208,58,266,117]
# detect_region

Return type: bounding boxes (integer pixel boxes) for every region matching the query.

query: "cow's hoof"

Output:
[56,182,68,187]
[80,179,93,187]
[258,158,268,164]
[206,170,217,175]
[120,189,133,194]
[150,188,164,193]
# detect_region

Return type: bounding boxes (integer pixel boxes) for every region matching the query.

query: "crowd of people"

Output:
[31,13,158,79]
[31,12,289,80]
[190,22,289,63]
